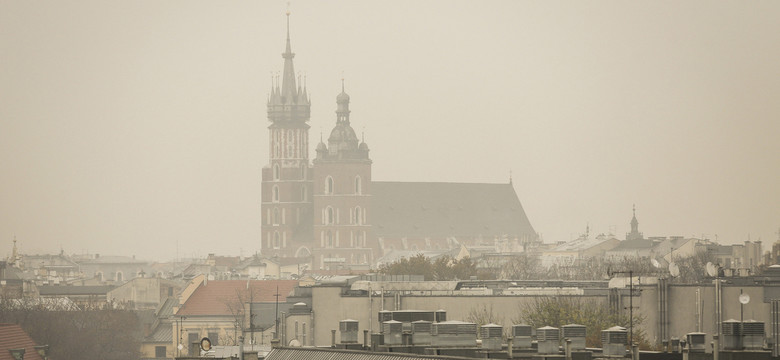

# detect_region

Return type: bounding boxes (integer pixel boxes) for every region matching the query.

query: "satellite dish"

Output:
[739,293,750,305]
[706,262,718,277]
[669,262,680,277]
[651,259,661,268]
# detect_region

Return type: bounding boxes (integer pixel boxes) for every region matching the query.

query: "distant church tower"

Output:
[626,204,643,241]
[311,82,374,270]
[261,13,314,258]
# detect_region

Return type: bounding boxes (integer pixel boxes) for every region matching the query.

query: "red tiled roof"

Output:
[0,323,45,360]
[177,280,298,316]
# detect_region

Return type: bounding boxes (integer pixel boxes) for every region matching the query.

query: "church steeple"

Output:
[627,204,643,241]
[267,11,310,126]
[281,11,297,103]
[336,79,351,124]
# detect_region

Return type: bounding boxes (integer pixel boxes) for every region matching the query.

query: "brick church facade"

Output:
[261,16,537,270]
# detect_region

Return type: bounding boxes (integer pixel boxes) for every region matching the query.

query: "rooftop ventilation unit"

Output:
[743,320,765,350]
[379,310,392,324]
[686,332,706,353]
[383,320,403,345]
[339,319,359,343]
[480,324,503,351]
[512,324,532,349]
[537,326,560,354]
[435,309,447,323]
[601,326,627,357]
[432,321,477,347]
[562,324,586,350]
[722,319,742,350]
[412,320,432,345]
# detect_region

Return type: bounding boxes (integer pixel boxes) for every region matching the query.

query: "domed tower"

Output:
[261,13,314,259]
[312,81,373,270]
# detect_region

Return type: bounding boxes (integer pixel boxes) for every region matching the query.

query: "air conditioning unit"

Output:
[411,320,432,345]
[601,326,627,357]
[432,321,477,347]
[512,324,532,349]
[339,319,359,343]
[743,320,765,350]
[686,333,706,353]
[378,310,392,324]
[721,319,742,350]
[537,326,560,354]
[383,320,403,345]
[562,324,586,350]
[480,324,503,351]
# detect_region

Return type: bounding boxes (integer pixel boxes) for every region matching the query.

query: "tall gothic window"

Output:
[326,207,334,225]
[301,186,307,201]
[272,186,280,202]
[273,231,281,248]
[326,176,334,194]
[326,231,333,248]
[355,206,362,225]
[355,176,361,194]
[273,208,280,225]
[273,164,280,180]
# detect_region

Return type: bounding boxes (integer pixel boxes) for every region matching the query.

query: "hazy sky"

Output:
[1,1,778,261]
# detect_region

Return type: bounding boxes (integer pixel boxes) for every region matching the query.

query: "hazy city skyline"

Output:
[1,1,778,261]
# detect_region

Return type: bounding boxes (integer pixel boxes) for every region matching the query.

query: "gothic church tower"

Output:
[261,13,314,258]
[311,82,374,270]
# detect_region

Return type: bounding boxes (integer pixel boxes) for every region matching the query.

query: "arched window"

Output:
[326,231,333,248]
[273,231,281,248]
[273,208,280,225]
[326,207,334,225]
[272,186,280,202]
[355,206,362,225]
[273,164,280,180]
[355,176,361,194]
[356,231,363,247]
[326,176,334,194]
[116,271,124,282]
[96,272,103,282]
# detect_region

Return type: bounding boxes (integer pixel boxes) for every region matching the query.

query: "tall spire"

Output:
[280,10,297,102]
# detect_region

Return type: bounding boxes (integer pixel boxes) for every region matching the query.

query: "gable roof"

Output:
[371,182,536,239]
[0,323,45,360]
[176,280,298,316]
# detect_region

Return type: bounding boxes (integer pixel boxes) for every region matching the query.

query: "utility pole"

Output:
[274,285,280,340]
